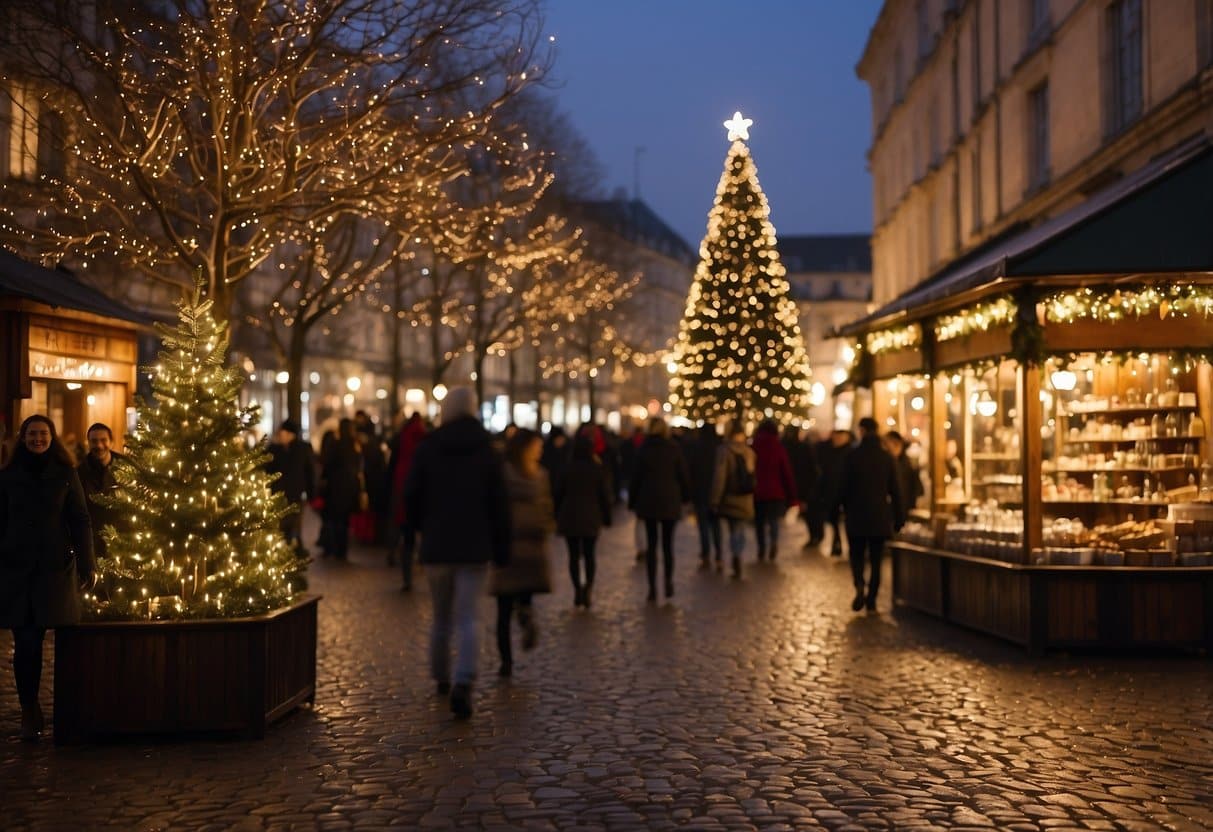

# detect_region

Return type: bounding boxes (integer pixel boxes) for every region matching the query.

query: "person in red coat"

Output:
[386,413,427,590]
[751,419,798,561]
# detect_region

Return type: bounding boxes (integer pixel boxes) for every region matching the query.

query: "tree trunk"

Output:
[389,266,404,420]
[473,349,486,422]
[286,325,307,428]
[507,350,518,417]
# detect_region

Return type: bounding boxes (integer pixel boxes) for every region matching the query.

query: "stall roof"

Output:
[0,248,154,326]
[837,137,1213,336]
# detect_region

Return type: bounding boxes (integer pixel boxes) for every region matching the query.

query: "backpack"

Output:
[730,451,755,496]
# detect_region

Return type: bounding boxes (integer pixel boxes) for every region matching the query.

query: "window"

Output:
[37,109,66,180]
[1027,82,1050,189]
[917,0,932,60]
[1028,0,1051,45]
[7,81,39,180]
[1199,0,1213,68]
[1105,0,1143,137]
[971,143,983,232]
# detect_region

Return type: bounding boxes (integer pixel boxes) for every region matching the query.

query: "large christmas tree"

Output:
[669,112,812,424]
[89,284,303,620]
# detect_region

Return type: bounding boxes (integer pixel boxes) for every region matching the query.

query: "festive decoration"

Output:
[1044,285,1213,323]
[935,296,1017,342]
[88,283,303,620]
[723,111,754,141]
[668,117,811,423]
[867,324,922,355]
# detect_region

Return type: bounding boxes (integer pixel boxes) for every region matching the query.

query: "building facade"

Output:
[859,0,1213,306]
[779,234,873,431]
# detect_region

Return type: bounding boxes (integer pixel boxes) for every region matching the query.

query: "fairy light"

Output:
[935,296,1017,341]
[1044,285,1213,323]
[668,115,812,423]
[866,324,922,354]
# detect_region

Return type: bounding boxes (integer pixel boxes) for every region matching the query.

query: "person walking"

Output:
[77,422,124,562]
[386,413,426,590]
[883,431,924,517]
[265,419,315,556]
[628,418,690,602]
[0,415,95,741]
[555,433,613,608]
[782,425,820,550]
[836,417,904,612]
[711,422,756,579]
[751,420,798,562]
[490,429,554,678]
[318,418,364,560]
[405,386,510,718]
[816,429,854,556]
[685,424,723,570]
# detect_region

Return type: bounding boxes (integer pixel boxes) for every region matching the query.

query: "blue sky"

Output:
[543,0,885,248]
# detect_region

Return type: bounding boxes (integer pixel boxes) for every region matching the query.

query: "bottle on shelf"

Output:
[1151,412,1165,437]
[1165,411,1179,437]
[1202,460,1213,501]
[1190,413,1205,438]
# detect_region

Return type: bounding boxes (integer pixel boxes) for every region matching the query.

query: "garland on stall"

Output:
[934,295,1017,342]
[865,323,921,355]
[842,341,875,390]
[1009,287,1046,367]
[1044,285,1213,323]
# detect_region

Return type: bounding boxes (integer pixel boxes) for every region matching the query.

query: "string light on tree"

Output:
[669,112,812,424]
[89,281,303,620]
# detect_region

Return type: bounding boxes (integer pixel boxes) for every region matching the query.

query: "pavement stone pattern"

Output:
[2,510,1212,831]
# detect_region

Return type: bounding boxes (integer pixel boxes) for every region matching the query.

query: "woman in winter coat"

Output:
[711,422,756,579]
[0,415,95,741]
[628,417,690,602]
[319,418,364,560]
[386,413,426,589]
[490,428,554,677]
[555,433,613,609]
[751,419,798,561]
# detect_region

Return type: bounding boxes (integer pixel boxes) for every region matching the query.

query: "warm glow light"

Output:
[1050,369,1077,391]
[275,371,289,384]
[910,395,925,411]
[345,376,361,392]
[432,383,448,402]
[976,391,998,417]
[723,111,753,141]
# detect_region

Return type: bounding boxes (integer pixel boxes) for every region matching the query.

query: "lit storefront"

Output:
[838,140,1213,651]
[1,251,149,452]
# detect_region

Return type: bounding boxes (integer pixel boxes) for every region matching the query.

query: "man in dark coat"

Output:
[404,386,510,719]
[884,431,924,517]
[782,425,821,549]
[0,415,95,740]
[836,417,903,613]
[78,422,124,560]
[628,418,691,601]
[815,429,854,556]
[265,419,316,555]
[686,424,723,568]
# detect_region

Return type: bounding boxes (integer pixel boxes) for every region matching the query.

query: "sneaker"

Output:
[851,592,865,612]
[449,683,473,719]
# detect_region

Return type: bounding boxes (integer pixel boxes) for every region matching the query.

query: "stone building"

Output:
[859,0,1213,306]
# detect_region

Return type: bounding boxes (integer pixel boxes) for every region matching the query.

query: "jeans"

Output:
[693,501,722,561]
[725,518,747,561]
[495,592,533,666]
[566,536,597,591]
[644,518,676,592]
[12,625,46,708]
[754,500,786,556]
[847,534,887,601]
[427,564,488,686]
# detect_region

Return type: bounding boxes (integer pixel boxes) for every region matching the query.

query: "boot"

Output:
[583,584,593,609]
[449,683,473,719]
[519,606,538,650]
[732,557,742,579]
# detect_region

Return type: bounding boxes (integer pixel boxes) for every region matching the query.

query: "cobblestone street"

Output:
[3,512,1212,831]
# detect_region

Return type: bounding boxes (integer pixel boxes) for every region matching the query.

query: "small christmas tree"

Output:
[669,112,812,424]
[90,282,303,619]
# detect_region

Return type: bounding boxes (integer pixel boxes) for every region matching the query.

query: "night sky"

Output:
[543,1,884,250]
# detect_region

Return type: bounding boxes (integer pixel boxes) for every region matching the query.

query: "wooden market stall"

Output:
[838,139,1213,652]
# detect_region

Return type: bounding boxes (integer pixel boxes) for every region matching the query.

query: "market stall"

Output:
[837,139,1213,652]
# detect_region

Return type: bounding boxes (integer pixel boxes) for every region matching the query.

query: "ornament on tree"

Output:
[88,281,304,620]
[669,112,812,424]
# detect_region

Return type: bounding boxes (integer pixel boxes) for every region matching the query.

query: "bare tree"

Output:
[0,0,551,319]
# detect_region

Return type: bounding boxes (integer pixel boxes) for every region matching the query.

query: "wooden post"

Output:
[1022,363,1042,563]
[930,372,948,513]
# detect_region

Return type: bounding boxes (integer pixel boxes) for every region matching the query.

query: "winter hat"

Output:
[279,419,301,435]
[441,386,478,423]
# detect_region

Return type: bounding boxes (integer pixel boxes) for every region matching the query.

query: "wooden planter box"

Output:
[53,595,319,744]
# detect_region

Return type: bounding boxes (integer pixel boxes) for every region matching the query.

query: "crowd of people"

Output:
[0,392,924,733]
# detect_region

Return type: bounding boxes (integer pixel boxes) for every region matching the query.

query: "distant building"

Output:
[779,234,873,430]
[858,0,1213,305]
[566,197,696,431]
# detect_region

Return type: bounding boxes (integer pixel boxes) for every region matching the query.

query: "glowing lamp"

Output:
[432,383,448,402]
[1050,369,1077,391]
[976,391,998,417]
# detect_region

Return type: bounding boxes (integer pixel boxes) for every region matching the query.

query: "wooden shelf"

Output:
[1045,465,1199,474]
[1063,435,1199,445]
[1063,405,1197,417]
[973,453,1019,461]
[1043,499,1171,507]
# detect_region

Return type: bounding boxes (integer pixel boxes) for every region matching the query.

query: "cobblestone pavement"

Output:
[3,511,1213,831]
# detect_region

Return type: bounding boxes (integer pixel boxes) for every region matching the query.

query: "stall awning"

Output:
[0,248,154,326]
[838,137,1213,337]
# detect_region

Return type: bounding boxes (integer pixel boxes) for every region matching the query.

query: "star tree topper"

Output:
[723,111,753,141]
